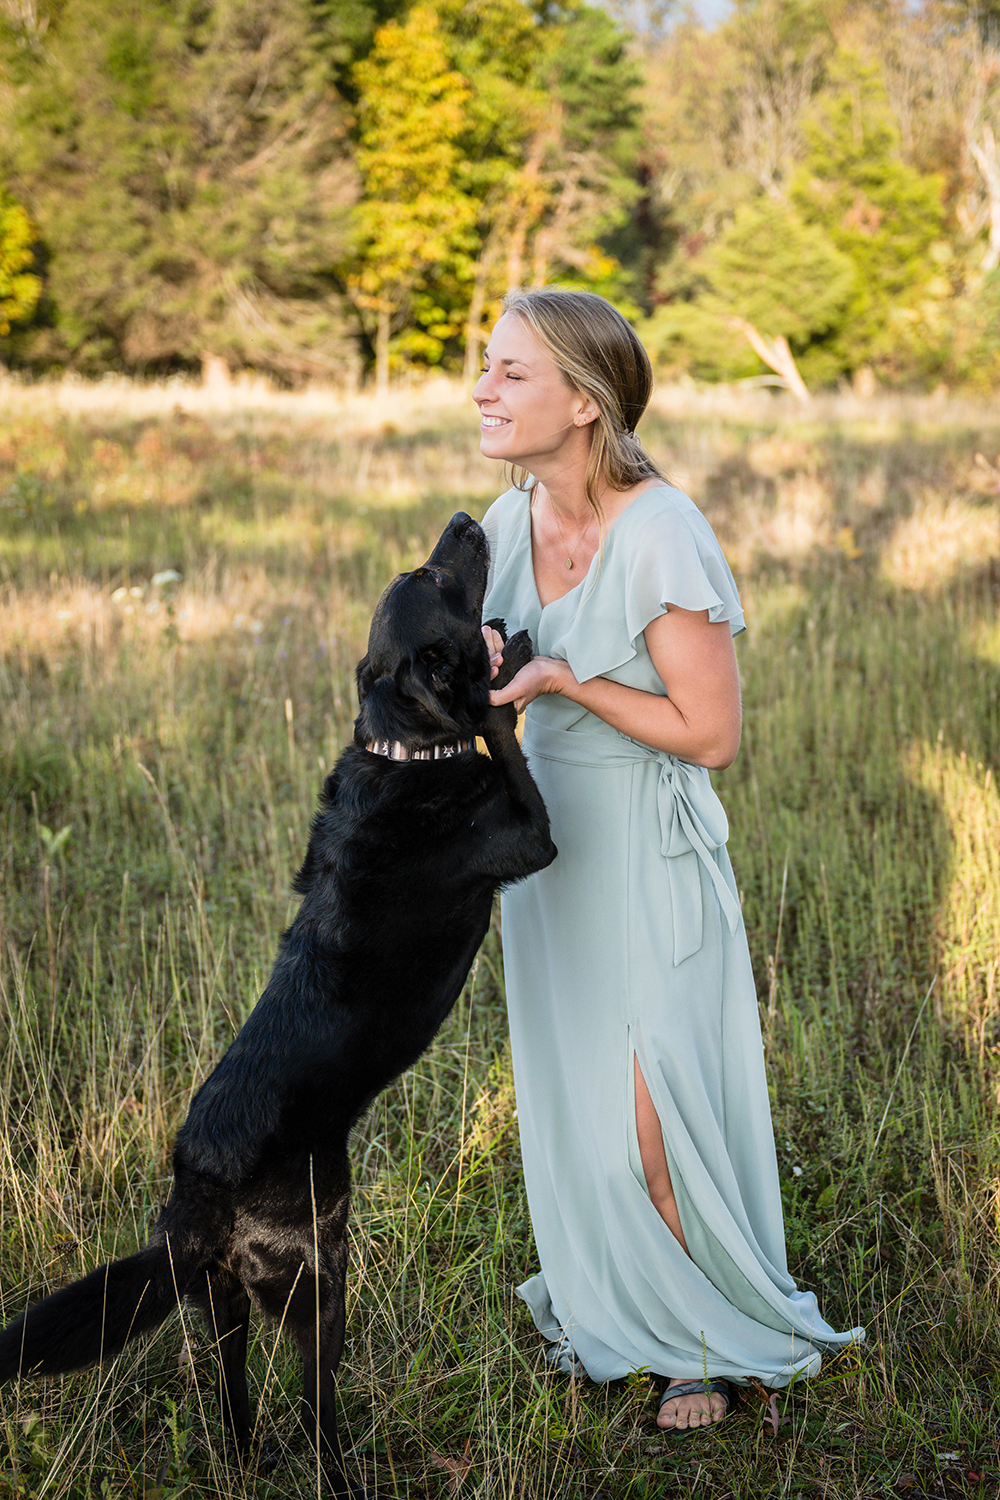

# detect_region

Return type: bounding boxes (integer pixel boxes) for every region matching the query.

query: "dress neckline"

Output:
[528,481,668,611]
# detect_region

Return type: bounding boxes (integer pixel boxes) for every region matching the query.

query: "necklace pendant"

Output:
[565,557,574,570]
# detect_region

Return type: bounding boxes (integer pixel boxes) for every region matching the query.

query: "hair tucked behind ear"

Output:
[500,288,665,521]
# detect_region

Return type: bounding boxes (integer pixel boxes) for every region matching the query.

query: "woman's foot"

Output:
[657,1377,731,1430]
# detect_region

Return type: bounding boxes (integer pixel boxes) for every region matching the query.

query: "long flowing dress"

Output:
[482,481,863,1388]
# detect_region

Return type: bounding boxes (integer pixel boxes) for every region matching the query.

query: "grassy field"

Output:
[0,374,999,1499]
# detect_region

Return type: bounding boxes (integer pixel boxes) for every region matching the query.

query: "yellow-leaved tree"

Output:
[350,6,477,393]
[0,188,41,341]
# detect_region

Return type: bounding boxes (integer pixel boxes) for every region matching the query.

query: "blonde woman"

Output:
[476,289,862,1430]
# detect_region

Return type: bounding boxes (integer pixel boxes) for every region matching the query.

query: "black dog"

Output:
[0,513,555,1498]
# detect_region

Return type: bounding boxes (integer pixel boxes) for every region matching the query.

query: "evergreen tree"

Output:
[436,0,548,375]
[524,3,644,293]
[641,195,855,387]
[1,0,361,376]
[791,48,946,376]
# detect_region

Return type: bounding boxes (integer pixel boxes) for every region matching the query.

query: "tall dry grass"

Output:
[1,373,999,1498]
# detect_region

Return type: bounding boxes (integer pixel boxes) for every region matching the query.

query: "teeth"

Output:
[481,416,507,428]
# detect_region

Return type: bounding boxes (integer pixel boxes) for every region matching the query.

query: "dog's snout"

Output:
[444,512,484,545]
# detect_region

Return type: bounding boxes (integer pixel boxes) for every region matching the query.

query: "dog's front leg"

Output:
[477,629,557,879]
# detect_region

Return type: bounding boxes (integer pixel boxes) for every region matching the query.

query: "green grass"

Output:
[1,378,999,1498]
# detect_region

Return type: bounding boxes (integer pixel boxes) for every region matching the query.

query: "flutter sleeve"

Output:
[554,486,745,684]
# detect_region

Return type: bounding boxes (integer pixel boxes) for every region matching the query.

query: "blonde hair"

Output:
[501,288,664,518]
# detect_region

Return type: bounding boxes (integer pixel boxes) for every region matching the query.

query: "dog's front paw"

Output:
[492,629,532,691]
[483,616,508,645]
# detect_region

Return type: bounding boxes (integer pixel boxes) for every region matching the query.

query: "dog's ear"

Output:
[355,654,375,705]
[396,652,462,734]
[355,675,407,743]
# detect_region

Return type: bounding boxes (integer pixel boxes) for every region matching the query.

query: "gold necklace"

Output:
[550,503,596,571]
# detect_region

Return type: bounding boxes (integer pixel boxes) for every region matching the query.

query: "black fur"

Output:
[0,512,555,1498]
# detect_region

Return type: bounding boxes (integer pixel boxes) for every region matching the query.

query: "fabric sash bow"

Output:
[524,722,742,967]
[654,753,742,965]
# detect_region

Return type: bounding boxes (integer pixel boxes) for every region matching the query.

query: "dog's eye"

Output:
[421,643,455,690]
[427,652,452,683]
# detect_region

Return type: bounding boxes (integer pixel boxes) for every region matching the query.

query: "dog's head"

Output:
[354,512,492,751]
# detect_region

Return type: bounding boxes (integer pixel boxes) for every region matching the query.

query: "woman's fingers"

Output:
[482,624,505,678]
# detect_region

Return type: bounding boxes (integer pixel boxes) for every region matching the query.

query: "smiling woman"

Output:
[476,287,863,1434]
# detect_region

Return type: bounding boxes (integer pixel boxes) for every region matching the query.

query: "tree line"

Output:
[1,0,999,392]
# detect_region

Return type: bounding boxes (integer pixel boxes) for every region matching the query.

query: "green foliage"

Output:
[1,0,997,388]
[0,186,41,337]
[528,3,644,285]
[949,265,1000,387]
[791,49,946,378]
[1,0,359,377]
[345,1,646,379]
[641,298,763,382]
[641,196,856,384]
[644,195,857,383]
[708,198,856,341]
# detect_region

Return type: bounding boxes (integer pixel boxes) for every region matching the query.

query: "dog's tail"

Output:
[0,1230,204,1383]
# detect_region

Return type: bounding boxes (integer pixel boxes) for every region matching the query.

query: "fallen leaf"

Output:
[430,1440,472,1494]
[764,1392,783,1437]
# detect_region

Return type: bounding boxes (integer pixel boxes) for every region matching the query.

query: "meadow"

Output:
[0,372,999,1500]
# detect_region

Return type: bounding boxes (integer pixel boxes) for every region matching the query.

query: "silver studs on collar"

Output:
[365,739,473,761]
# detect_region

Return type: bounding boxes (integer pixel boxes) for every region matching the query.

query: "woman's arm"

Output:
[487,606,742,770]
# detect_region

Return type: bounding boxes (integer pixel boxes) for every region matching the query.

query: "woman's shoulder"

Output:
[614,481,712,539]
[603,482,730,575]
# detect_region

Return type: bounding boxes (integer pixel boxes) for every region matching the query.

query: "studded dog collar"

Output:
[365,739,474,761]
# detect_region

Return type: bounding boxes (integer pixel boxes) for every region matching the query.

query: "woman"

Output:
[475,289,862,1431]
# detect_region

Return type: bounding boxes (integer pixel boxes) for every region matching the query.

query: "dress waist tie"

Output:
[523,721,742,966]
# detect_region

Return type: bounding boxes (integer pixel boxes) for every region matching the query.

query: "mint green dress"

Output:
[482,483,863,1388]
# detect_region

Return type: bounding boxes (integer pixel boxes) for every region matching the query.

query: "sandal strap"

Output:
[658,1378,731,1411]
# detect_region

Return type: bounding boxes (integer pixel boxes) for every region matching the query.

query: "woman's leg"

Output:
[634,1056,729,1430]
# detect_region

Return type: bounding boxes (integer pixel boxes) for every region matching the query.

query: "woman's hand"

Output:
[482,623,505,680]
[489,655,571,716]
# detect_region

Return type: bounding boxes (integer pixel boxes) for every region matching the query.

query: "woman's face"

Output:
[472,313,593,470]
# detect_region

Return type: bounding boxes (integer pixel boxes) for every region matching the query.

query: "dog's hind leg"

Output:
[293,1250,372,1499]
[200,1271,253,1462]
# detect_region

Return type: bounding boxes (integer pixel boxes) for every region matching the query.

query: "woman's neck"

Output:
[533,451,604,518]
